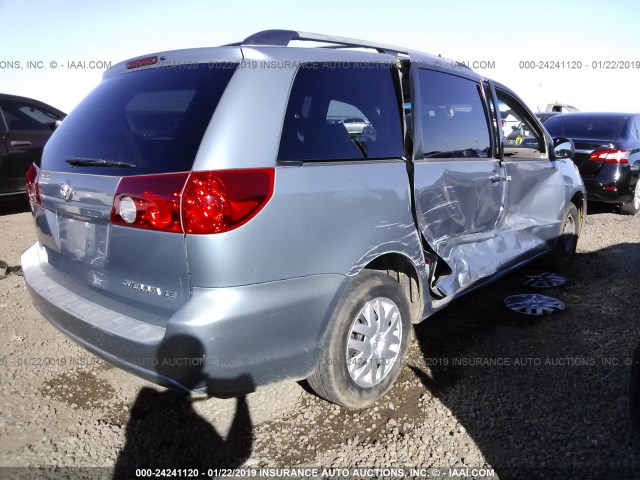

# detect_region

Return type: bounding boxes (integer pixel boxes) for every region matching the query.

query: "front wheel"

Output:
[307,270,411,409]
[544,203,579,273]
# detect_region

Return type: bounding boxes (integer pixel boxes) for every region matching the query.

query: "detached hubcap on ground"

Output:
[522,272,566,288]
[504,294,565,316]
[346,297,402,388]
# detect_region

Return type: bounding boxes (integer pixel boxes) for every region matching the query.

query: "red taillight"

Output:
[126,56,158,69]
[182,169,275,234]
[25,163,41,204]
[110,169,274,234]
[588,149,628,164]
[111,173,188,233]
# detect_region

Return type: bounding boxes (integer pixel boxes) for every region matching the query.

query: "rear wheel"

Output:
[620,182,640,215]
[544,203,579,273]
[307,270,411,409]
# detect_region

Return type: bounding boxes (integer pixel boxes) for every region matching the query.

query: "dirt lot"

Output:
[1,198,639,479]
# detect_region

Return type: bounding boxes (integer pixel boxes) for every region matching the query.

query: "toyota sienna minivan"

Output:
[22,30,585,408]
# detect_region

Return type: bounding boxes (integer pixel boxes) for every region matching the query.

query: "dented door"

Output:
[493,85,565,247]
[410,68,507,296]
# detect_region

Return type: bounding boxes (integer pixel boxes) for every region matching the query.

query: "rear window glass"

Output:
[278,63,403,162]
[418,70,491,158]
[43,64,237,175]
[544,115,627,140]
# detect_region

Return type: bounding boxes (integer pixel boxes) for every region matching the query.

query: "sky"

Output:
[1,0,639,114]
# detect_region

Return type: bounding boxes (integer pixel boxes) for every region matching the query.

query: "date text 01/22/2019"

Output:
[518,60,640,70]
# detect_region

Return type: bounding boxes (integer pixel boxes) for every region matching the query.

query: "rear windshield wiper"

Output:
[66,158,136,168]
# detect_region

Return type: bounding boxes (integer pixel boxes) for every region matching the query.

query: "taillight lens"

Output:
[182,169,274,234]
[588,149,628,164]
[25,163,41,204]
[110,169,274,234]
[111,173,188,233]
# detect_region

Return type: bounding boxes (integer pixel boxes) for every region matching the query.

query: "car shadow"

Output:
[0,196,30,216]
[586,201,621,215]
[113,335,254,479]
[411,242,640,479]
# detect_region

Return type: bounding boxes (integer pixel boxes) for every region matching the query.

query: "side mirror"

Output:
[552,137,574,160]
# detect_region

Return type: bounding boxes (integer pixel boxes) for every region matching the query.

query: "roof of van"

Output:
[105,29,482,83]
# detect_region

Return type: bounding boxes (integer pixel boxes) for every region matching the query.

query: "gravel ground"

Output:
[1,198,639,480]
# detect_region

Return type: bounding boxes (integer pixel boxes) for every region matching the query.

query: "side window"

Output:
[495,90,545,157]
[278,63,403,161]
[0,100,60,131]
[418,70,491,158]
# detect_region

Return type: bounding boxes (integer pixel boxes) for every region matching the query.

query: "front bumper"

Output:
[22,243,347,394]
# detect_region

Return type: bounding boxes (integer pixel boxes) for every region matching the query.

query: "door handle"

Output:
[10,140,32,148]
[489,175,511,183]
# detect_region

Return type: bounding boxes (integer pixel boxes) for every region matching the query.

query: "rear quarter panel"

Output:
[185,161,428,288]
[188,49,428,299]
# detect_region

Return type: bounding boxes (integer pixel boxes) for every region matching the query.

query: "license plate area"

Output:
[57,214,110,268]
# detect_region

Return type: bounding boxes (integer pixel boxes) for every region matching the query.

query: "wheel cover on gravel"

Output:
[346,297,402,388]
[522,272,566,288]
[504,294,565,316]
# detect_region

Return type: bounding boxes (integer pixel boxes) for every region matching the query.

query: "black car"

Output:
[535,111,560,124]
[0,94,65,198]
[544,112,640,215]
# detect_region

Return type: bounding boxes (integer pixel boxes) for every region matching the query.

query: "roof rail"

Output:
[240,29,409,55]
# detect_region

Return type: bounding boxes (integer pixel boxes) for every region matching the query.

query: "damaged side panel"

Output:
[408,67,563,299]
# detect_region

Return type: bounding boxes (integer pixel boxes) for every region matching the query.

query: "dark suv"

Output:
[0,94,65,199]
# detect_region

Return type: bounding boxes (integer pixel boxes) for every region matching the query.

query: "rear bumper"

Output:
[22,243,347,394]
[583,176,635,204]
[581,162,637,204]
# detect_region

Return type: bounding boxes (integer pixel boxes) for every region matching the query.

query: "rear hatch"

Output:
[31,56,238,324]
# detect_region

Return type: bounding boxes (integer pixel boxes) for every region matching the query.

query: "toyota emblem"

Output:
[60,183,73,202]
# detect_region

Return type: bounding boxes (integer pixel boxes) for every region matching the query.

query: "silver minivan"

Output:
[22,30,585,408]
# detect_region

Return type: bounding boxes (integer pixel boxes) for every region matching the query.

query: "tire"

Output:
[307,270,412,409]
[544,203,579,273]
[620,182,640,216]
